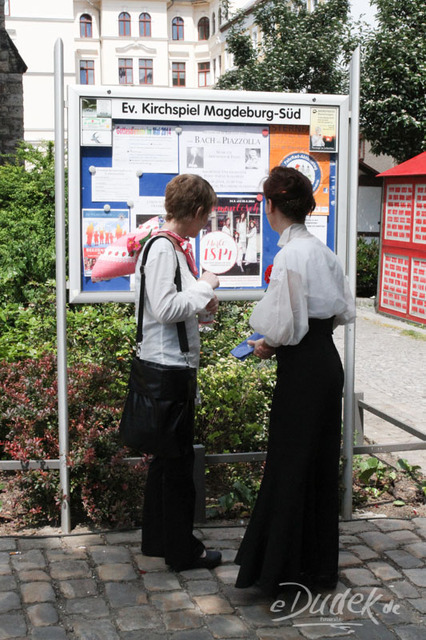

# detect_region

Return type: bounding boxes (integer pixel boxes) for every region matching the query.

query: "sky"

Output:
[350,0,377,24]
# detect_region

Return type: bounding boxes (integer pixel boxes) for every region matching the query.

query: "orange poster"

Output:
[270,125,331,215]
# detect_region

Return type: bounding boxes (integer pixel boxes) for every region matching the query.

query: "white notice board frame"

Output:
[68,86,350,304]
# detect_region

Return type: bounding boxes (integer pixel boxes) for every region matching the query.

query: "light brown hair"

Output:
[164,174,217,221]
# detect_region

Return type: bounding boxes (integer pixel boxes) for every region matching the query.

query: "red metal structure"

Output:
[377,152,426,324]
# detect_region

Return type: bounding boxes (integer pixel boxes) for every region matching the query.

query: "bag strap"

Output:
[136,235,189,354]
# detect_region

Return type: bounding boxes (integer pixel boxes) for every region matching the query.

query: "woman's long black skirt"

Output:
[235,318,344,595]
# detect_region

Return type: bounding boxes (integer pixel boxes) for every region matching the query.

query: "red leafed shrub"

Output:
[0,355,147,528]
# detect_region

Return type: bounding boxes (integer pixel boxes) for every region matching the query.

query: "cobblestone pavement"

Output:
[333,301,426,473]
[0,518,425,640]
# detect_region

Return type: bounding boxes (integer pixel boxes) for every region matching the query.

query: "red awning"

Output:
[377,152,426,177]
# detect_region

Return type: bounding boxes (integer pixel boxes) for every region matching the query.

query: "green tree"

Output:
[361,0,426,163]
[0,142,59,303]
[216,0,359,94]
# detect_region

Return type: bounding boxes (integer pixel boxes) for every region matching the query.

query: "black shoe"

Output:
[191,550,222,570]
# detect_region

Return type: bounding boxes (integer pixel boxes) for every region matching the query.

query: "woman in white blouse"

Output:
[136,174,222,572]
[235,166,355,595]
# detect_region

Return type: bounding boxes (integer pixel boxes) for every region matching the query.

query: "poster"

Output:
[91,168,140,203]
[200,195,262,287]
[82,209,129,276]
[112,124,179,173]
[309,107,338,153]
[81,98,112,146]
[179,125,269,193]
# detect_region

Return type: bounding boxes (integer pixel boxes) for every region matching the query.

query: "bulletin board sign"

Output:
[68,86,350,303]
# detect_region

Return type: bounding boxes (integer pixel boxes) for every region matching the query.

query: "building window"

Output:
[212,12,216,34]
[198,17,209,40]
[5,0,10,16]
[139,12,151,37]
[80,14,92,38]
[139,59,153,85]
[119,12,131,37]
[119,58,133,84]
[218,7,222,27]
[172,17,184,41]
[172,62,185,86]
[198,62,210,87]
[80,60,94,85]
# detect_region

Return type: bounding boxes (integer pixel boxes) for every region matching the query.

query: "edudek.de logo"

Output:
[270,583,401,631]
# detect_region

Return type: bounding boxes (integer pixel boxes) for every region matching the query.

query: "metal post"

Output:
[342,47,360,520]
[54,39,71,534]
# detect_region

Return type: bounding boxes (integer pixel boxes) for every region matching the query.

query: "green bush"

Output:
[356,237,379,298]
[0,354,147,528]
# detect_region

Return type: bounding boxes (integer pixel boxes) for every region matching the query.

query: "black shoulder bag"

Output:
[119,236,197,458]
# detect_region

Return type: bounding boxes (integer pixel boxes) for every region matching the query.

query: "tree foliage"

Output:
[361,0,426,163]
[216,0,359,94]
[0,142,59,304]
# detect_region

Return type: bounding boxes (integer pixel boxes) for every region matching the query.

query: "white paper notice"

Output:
[179,125,270,193]
[112,124,179,173]
[91,168,139,203]
[306,215,328,245]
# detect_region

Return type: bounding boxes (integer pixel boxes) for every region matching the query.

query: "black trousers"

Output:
[235,318,344,595]
[141,407,204,570]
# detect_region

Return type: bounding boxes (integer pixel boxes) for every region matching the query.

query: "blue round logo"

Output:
[281,153,321,194]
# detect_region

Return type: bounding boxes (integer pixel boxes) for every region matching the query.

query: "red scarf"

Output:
[160,230,198,277]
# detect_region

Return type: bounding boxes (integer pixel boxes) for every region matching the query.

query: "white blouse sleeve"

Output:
[138,239,214,324]
[249,257,309,347]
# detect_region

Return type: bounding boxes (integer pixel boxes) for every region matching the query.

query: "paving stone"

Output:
[0,554,10,567]
[71,618,120,640]
[349,545,380,561]
[46,548,87,562]
[0,566,11,578]
[221,584,271,606]
[32,626,68,640]
[194,595,234,614]
[403,569,426,587]
[104,530,141,545]
[134,553,167,572]
[407,597,426,614]
[143,572,181,591]
[393,626,426,640]
[387,530,422,545]
[374,602,421,626]
[404,542,426,559]
[205,614,251,638]
[10,550,46,571]
[105,581,148,607]
[358,532,400,553]
[221,549,238,563]
[0,592,20,613]
[32,627,68,640]
[213,564,239,584]
[339,520,377,534]
[0,576,17,591]
[288,618,361,638]
[50,559,92,580]
[64,596,109,618]
[256,627,306,639]
[200,527,246,541]
[239,603,277,627]
[340,535,361,545]
[384,549,423,569]
[18,537,62,550]
[170,630,215,640]
[341,568,380,587]
[179,567,212,580]
[96,563,137,581]
[0,540,17,552]
[367,562,403,581]
[58,578,99,599]
[62,535,105,548]
[19,569,50,582]
[115,605,163,631]
[373,520,416,532]
[186,580,219,596]
[20,581,56,603]
[151,590,194,611]
[339,551,363,567]
[27,602,59,626]
[388,580,420,599]
[336,618,397,639]
[89,545,132,564]
[0,613,27,639]
[163,608,204,631]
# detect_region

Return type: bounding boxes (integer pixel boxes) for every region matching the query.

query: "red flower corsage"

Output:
[264,264,273,284]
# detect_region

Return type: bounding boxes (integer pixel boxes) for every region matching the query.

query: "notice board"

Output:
[68,86,350,303]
